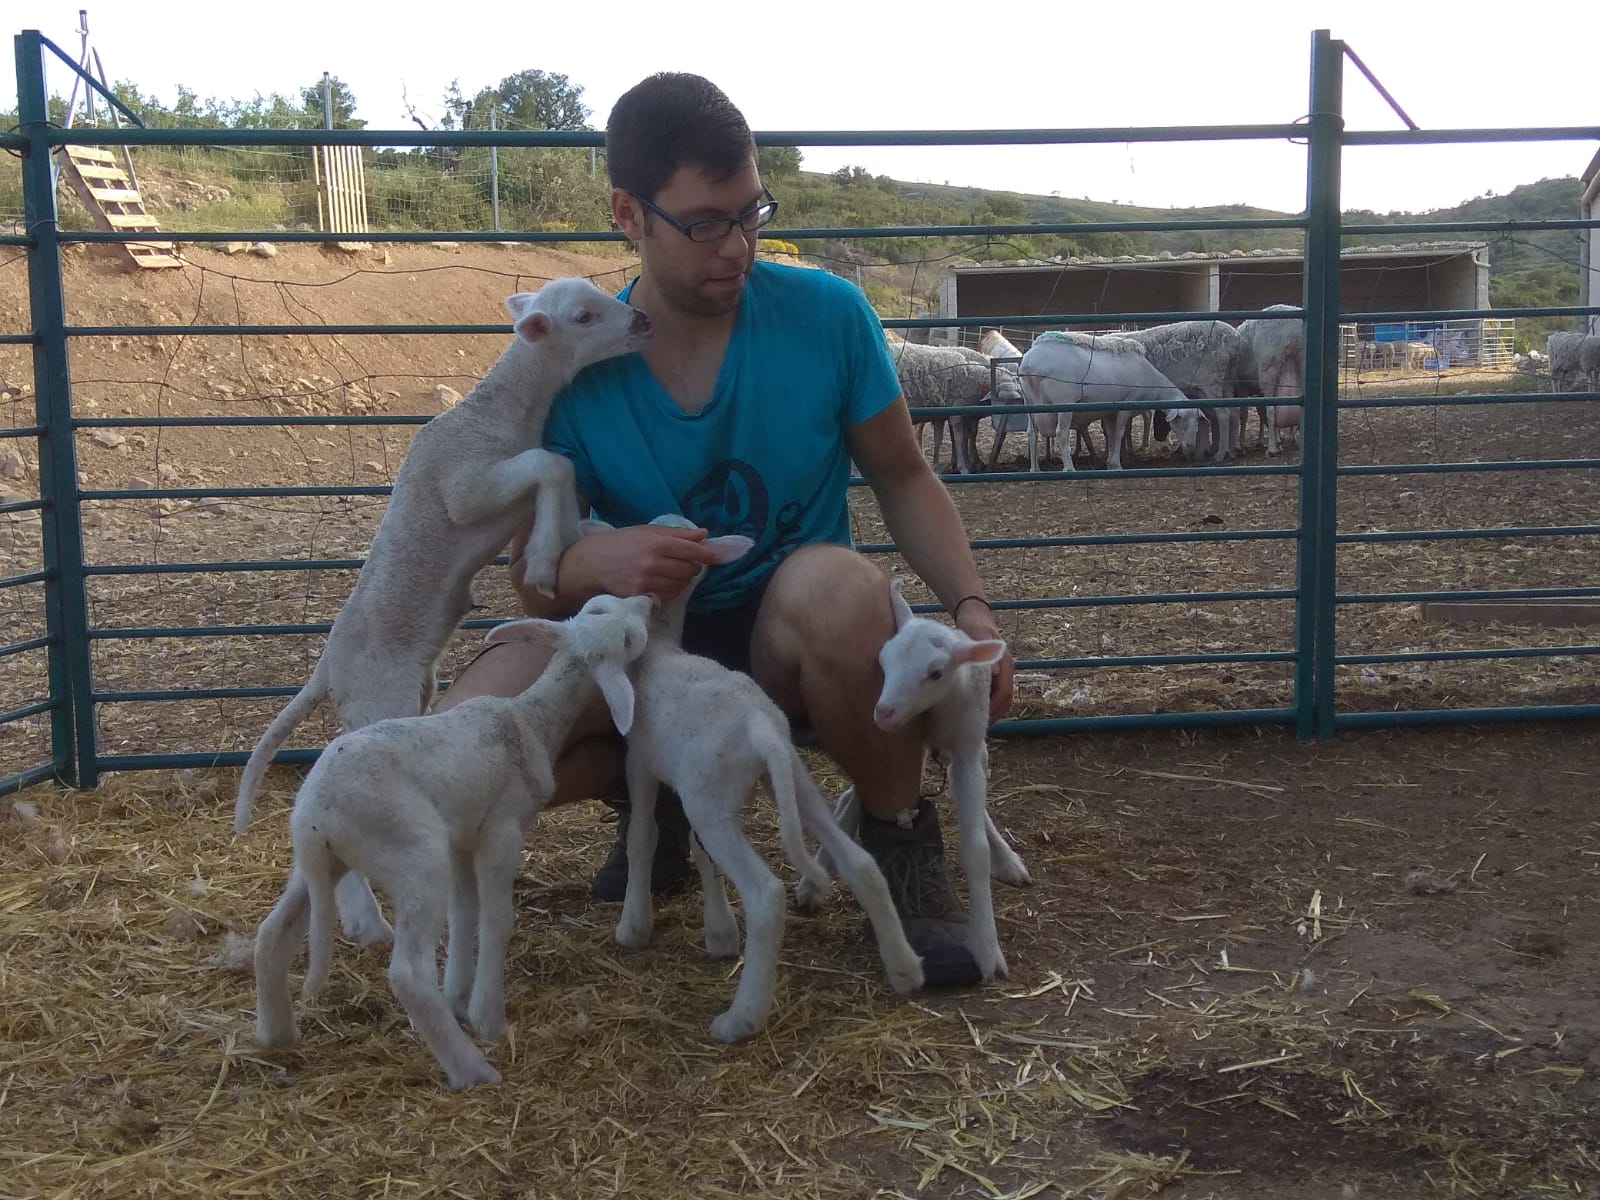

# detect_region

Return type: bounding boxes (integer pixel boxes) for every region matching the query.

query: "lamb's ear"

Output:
[592,661,636,736]
[704,534,755,564]
[579,517,615,537]
[955,637,1007,667]
[888,576,915,631]
[505,292,551,342]
[484,617,559,647]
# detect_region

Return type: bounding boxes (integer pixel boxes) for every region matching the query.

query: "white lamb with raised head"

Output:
[234,277,650,944]
[1235,305,1304,456]
[609,515,924,1042]
[251,592,654,1090]
[802,577,1027,980]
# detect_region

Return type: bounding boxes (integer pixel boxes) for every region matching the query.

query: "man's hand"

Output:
[955,603,1014,724]
[541,523,725,611]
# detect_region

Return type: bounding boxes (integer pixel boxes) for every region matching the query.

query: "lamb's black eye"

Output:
[928,668,944,682]
[576,310,595,324]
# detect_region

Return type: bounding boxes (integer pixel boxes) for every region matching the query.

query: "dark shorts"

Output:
[682,573,813,740]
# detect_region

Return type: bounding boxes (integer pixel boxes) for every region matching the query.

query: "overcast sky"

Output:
[21,0,1600,215]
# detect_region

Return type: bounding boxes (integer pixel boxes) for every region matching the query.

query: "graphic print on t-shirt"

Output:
[681,459,768,542]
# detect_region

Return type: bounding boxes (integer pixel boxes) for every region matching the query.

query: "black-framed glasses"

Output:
[631,187,779,244]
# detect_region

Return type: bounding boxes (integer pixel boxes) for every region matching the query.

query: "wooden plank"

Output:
[85,187,144,204]
[66,145,119,164]
[1422,600,1600,627]
[102,211,162,230]
[66,161,127,181]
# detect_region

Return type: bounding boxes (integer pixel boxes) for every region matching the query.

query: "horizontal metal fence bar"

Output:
[983,588,1296,611]
[0,636,52,660]
[1337,459,1600,477]
[913,464,1300,483]
[0,699,56,724]
[95,686,304,702]
[95,749,320,771]
[57,123,1308,149]
[77,414,433,428]
[64,228,627,246]
[0,498,43,515]
[0,426,45,438]
[0,570,50,589]
[990,706,1296,736]
[1020,650,1296,670]
[0,333,35,345]
[1335,703,1600,730]
[1343,126,1600,145]
[1339,392,1595,410]
[862,529,1298,554]
[93,622,334,639]
[1344,218,1600,236]
[0,762,62,799]
[81,486,392,500]
[1338,645,1600,666]
[88,558,365,576]
[70,323,509,338]
[889,309,1287,330]
[776,220,1305,240]
[1345,305,1599,324]
[1339,585,1600,604]
[1337,525,1600,544]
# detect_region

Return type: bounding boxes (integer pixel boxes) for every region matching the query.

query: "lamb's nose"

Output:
[630,310,651,334]
[873,703,896,728]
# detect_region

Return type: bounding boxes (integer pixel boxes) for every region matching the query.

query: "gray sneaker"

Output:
[857,798,982,988]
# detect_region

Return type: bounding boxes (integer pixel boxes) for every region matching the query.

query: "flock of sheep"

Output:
[236,276,1028,1089]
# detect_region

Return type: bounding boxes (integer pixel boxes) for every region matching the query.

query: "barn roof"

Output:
[951,241,1488,273]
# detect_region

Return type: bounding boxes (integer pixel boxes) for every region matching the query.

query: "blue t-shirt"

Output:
[542,261,900,611]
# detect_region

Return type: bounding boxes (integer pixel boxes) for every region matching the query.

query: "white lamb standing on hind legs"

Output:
[608,515,924,1043]
[234,276,651,947]
[799,577,1029,981]
[251,593,654,1090]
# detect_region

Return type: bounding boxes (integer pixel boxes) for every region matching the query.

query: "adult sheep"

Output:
[1018,331,1196,472]
[1548,331,1600,393]
[1121,320,1242,463]
[1235,304,1305,456]
[886,338,994,475]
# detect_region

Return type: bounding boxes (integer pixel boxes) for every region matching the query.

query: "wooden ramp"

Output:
[56,146,183,269]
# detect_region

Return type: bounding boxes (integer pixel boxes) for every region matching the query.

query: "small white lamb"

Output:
[609,516,925,1042]
[235,276,649,943]
[804,577,1029,981]
[251,593,653,1090]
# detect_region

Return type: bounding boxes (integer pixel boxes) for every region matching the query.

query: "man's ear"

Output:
[611,187,646,242]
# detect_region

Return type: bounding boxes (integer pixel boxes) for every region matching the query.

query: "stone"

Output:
[0,449,24,479]
[433,384,462,407]
[249,242,278,259]
[88,430,126,449]
[127,476,154,490]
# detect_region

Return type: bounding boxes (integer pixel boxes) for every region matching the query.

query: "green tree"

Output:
[473,70,590,130]
[758,145,802,177]
[300,75,364,129]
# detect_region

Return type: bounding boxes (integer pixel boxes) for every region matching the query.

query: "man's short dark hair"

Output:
[606,73,756,201]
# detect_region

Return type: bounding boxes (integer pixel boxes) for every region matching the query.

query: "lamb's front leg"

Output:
[614,755,659,950]
[692,813,786,1043]
[440,449,578,596]
[948,749,1006,980]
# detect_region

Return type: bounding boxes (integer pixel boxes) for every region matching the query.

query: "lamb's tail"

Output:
[299,834,340,1000]
[753,718,830,894]
[234,658,330,835]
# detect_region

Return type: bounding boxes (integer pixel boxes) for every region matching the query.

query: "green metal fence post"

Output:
[17,29,100,786]
[1295,29,1345,741]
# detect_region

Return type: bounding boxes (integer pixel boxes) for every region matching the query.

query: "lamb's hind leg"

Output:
[949,749,1006,979]
[440,449,579,597]
[465,813,526,1042]
[254,872,312,1047]
[690,806,786,1043]
[386,865,501,1090]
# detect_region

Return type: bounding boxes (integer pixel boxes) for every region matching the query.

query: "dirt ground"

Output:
[2,244,1599,1197]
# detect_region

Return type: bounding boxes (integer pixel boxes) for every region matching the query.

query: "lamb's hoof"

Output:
[341,912,394,948]
[255,1017,300,1048]
[886,956,925,996]
[468,1006,507,1043]
[793,877,831,913]
[710,1008,761,1044]
[970,941,1009,981]
[444,1055,503,1090]
[614,917,651,950]
[703,923,740,960]
[993,855,1033,888]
